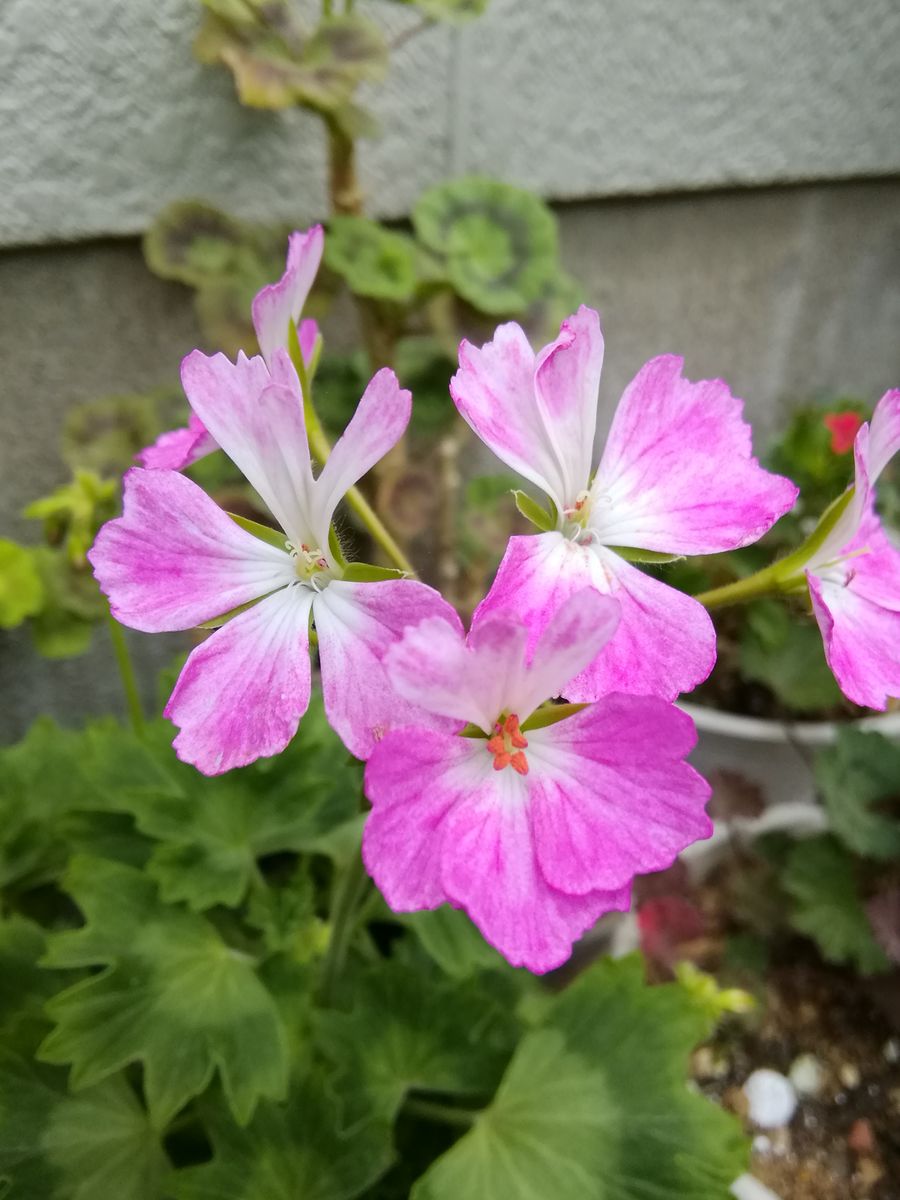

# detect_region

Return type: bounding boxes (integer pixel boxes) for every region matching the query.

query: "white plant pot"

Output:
[678,702,900,809]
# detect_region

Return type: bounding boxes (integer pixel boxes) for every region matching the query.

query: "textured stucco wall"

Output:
[2,0,899,246]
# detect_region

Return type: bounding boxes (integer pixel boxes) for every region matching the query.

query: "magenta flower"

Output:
[91,347,457,774]
[450,307,798,701]
[138,226,324,471]
[804,389,900,709]
[363,589,713,973]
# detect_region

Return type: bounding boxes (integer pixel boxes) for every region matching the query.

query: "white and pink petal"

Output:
[88,468,294,633]
[592,356,797,554]
[526,698,711,894]
[165,585,314,775]
[251,225,324,368]
[137,412,218,471]
[314,579,464,759]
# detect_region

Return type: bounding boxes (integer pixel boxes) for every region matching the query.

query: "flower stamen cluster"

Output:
[486,713,529,774]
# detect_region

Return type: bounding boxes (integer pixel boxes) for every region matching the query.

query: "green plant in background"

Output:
[0,688,747,1198]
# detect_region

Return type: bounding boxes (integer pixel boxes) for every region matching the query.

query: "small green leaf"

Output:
[143,200,250,287]
[607,545,683,564]
[512,490,556,532]
[227,512,287,550]
[39,856,290,1127]
[784,836,889,974]
[413,956,747,1200]
[816,728,900,859]
[413,178,559,315]
[168,1076,393,1200]
[325,216,417,303]
[0,1054,169,1200]
[770,486,855,583]
[62,387,185,477]
[341,561,407,582]
[0,540,44,629]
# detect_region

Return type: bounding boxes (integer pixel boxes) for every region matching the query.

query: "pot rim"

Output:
[679,700,900,746]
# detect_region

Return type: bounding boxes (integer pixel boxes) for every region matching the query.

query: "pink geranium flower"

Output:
[804,389,900,709]
[363,589,713,973]
[138,226,324,471]
[450,307,798,701]
[91,347,457,774]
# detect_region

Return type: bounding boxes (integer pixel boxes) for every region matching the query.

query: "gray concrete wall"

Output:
[2,0,899,246]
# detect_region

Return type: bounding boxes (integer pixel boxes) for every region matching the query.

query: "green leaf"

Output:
[0,917,63,1056]
[0,540,44,629]
[607,545,683,564]
[318,960,518,1127]
[341,561,407,583]
[738,599,844,713]
[39,856,290,1127]
[62,387,185,477]
[815,728,900,859]
[143,200,251,287]
[24,471,118,566]
[325,216,417,303]
[784,836,889,973]
[413,956,747,1200]
[227,511,287,550]
[402,906,507,979]
[413,178,559,315]
[0,1054,169,1200]
[169,1076,393,1200]
[512,490,556,532]
[98,697,361,911]
[195,10,387,113]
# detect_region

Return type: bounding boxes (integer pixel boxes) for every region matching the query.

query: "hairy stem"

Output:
[106,613,144,735]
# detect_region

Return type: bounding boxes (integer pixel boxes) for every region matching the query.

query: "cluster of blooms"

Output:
[90,228,900,972]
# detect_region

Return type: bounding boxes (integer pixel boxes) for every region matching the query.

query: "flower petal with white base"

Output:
[452,310,797,701]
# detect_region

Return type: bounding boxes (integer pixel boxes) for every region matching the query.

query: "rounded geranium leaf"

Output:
[412,177,559,315]
[143,201,251,287]
[325,216,417,303]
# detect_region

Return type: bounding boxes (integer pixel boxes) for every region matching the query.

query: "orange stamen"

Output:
[488,713,529,773]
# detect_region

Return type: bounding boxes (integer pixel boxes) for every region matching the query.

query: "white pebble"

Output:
[743,1069,797,1128]
[789,1053,825,1097]
[731,1174,784,1200]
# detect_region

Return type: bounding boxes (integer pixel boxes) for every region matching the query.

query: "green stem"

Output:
[403,1096,479,1129]
[294,342,417,577]
[106,613,144,735]
[693,562,795,610]
[320,851,371,1005]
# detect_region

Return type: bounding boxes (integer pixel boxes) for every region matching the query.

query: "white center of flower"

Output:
[286,540,331,591]
[561,490,594,543]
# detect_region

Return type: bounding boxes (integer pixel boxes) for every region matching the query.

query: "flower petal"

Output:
[137,412,218,471]
[362,728,462,911]
[451,322,569,512]
[312,369,411,529]
[88,468,294,632]
[251,226,324,368]
[533,305,603,506]
[165,585,314,775]
[181,349,319,547]
[314,579,464,759]
[439,765,632,973]
[363,731,630,973]
[869,388,900,483]
[475,533,715,702]
[809,509,900,710]
[527,698,711,894]
[592,356,797,553]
